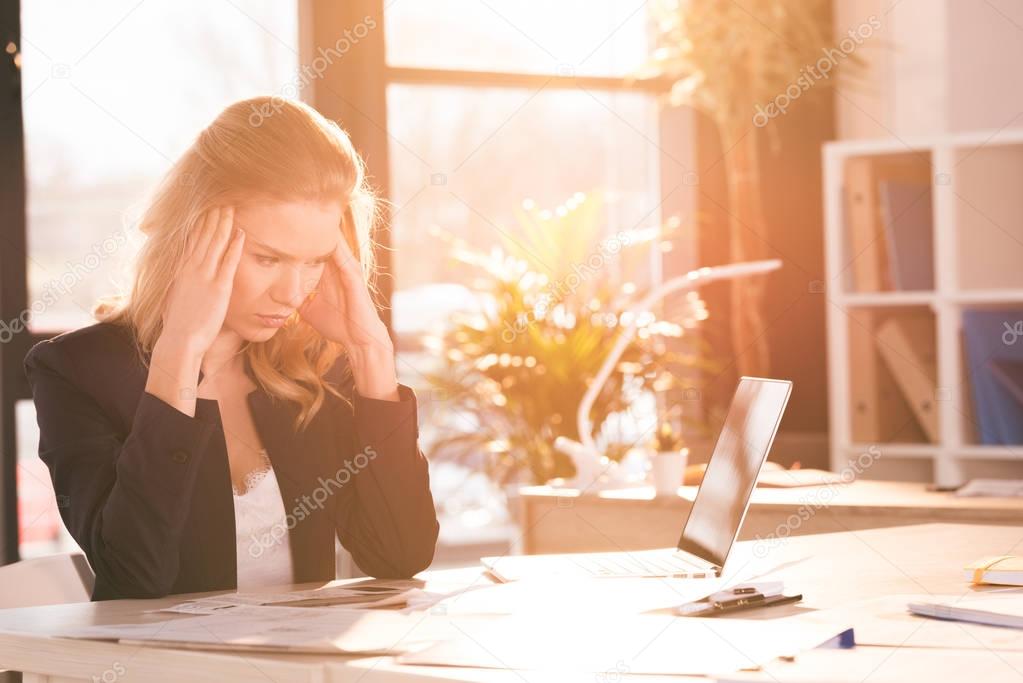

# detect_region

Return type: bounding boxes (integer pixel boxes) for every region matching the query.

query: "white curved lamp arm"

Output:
[574,259,783,460]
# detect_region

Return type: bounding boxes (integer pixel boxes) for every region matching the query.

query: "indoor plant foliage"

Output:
[424,193,712,485]
[639,0,866,378]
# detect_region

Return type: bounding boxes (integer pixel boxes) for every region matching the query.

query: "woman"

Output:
[24,97,439,601]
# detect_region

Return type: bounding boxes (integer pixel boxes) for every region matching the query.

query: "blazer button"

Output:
[170,449,190,464]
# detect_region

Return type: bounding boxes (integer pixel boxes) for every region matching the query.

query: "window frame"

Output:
[302,0,679,355]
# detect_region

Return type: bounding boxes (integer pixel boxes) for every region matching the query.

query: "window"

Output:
[21,0,299,332]
[385,0,651,77]
[382,2,671,552]
[17,0,300,557]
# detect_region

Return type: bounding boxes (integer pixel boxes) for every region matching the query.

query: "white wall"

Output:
[834,0,1023,140]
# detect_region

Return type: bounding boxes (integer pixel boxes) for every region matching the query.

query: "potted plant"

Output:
[649,421,689,496]
[423,192,714,487]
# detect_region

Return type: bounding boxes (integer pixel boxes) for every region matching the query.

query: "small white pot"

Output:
[651,448,689,496]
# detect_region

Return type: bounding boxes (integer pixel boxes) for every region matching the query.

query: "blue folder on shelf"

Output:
[962,309,1023,445]
[879,180,934,291]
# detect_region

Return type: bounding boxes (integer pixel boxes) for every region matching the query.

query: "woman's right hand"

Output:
[160,205,245,356]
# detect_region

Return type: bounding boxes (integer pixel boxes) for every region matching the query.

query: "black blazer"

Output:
[23,321,439,601]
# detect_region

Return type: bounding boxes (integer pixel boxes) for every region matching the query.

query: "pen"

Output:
[714,593,766,609]
[707,581,784,603]
[678,593,803,617]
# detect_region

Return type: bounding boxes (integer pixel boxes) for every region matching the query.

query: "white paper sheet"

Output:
[398,614,853,676]
[150,579,422,614]
[42,596,851,673]
[404,576,728,616]
[793,592,1023,651]
[49,605,455,655]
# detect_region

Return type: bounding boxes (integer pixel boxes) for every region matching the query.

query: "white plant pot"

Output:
[651,448,688,496]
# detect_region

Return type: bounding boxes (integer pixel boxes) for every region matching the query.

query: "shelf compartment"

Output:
[841,151,934,294]
[953,143,1023,290]
[847,306,939,445]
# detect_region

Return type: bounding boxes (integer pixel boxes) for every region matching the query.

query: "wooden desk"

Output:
[516,479,1023,554]
[0,523,1022,682]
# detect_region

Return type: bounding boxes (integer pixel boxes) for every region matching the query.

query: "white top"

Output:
[232,449,295,590]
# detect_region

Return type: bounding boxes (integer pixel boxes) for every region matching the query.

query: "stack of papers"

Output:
[45,605,854,675]
[35,575,854,677]
[153,578,423,614]
[404,576,728,615]
[955,479,1023,497]
[398,614,852,675]
[51,605,458,655]
[756,469,845,488]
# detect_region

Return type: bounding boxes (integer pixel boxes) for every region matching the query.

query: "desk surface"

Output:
[2,522,1023,682]
[520,478,1023,513]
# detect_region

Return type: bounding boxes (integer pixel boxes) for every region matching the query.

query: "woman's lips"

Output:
[256,313,288,328]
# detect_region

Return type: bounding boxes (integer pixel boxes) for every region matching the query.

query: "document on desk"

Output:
[397,614,853,676]
[794,592,1023,651]
[50,605,460,655]
[150,578,424,614]
[404,576,729,616]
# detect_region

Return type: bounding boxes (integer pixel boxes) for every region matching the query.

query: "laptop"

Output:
[482,376,793,582]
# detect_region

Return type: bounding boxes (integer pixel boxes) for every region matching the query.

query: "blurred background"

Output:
[2,0,1022,569]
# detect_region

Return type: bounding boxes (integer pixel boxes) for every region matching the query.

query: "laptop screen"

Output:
[676,377,792,568]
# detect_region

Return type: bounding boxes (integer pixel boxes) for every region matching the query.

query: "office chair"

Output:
[0,552,95,609]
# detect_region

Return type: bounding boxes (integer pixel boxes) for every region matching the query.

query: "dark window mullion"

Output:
[1,0,27,564]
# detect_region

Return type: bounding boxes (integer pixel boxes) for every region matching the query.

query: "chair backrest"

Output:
[0,553,95,608]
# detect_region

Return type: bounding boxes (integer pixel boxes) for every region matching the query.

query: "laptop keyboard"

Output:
[572,553,712,578]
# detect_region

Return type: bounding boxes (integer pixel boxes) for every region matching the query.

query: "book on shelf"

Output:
[874,314,939,443]
[990,360,1023,409]
[849,310,927,443]
[879,180,934,291]
[843,155,932,293]
[962,309,1023,445]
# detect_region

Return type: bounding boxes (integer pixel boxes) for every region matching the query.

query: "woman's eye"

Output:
[257,256,279,266]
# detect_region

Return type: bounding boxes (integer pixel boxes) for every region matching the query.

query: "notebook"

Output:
[965,556,1023,586]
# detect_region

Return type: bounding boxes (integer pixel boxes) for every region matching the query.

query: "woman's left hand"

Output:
[298,238,387,348]
[298,238,400,400]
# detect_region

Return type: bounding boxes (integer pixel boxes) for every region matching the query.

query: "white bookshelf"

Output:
[823,128,1023,488]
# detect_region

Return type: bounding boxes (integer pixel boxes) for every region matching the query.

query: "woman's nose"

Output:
[271,264,306,309]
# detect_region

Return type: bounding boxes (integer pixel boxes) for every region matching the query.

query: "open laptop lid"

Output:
[676,377,793,569]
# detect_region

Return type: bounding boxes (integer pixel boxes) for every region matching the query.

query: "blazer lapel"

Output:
[148,349,332,585]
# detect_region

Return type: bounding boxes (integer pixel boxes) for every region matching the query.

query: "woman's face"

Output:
[223,198,343,341]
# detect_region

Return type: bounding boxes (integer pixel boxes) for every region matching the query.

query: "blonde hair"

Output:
[95,96,381,431]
